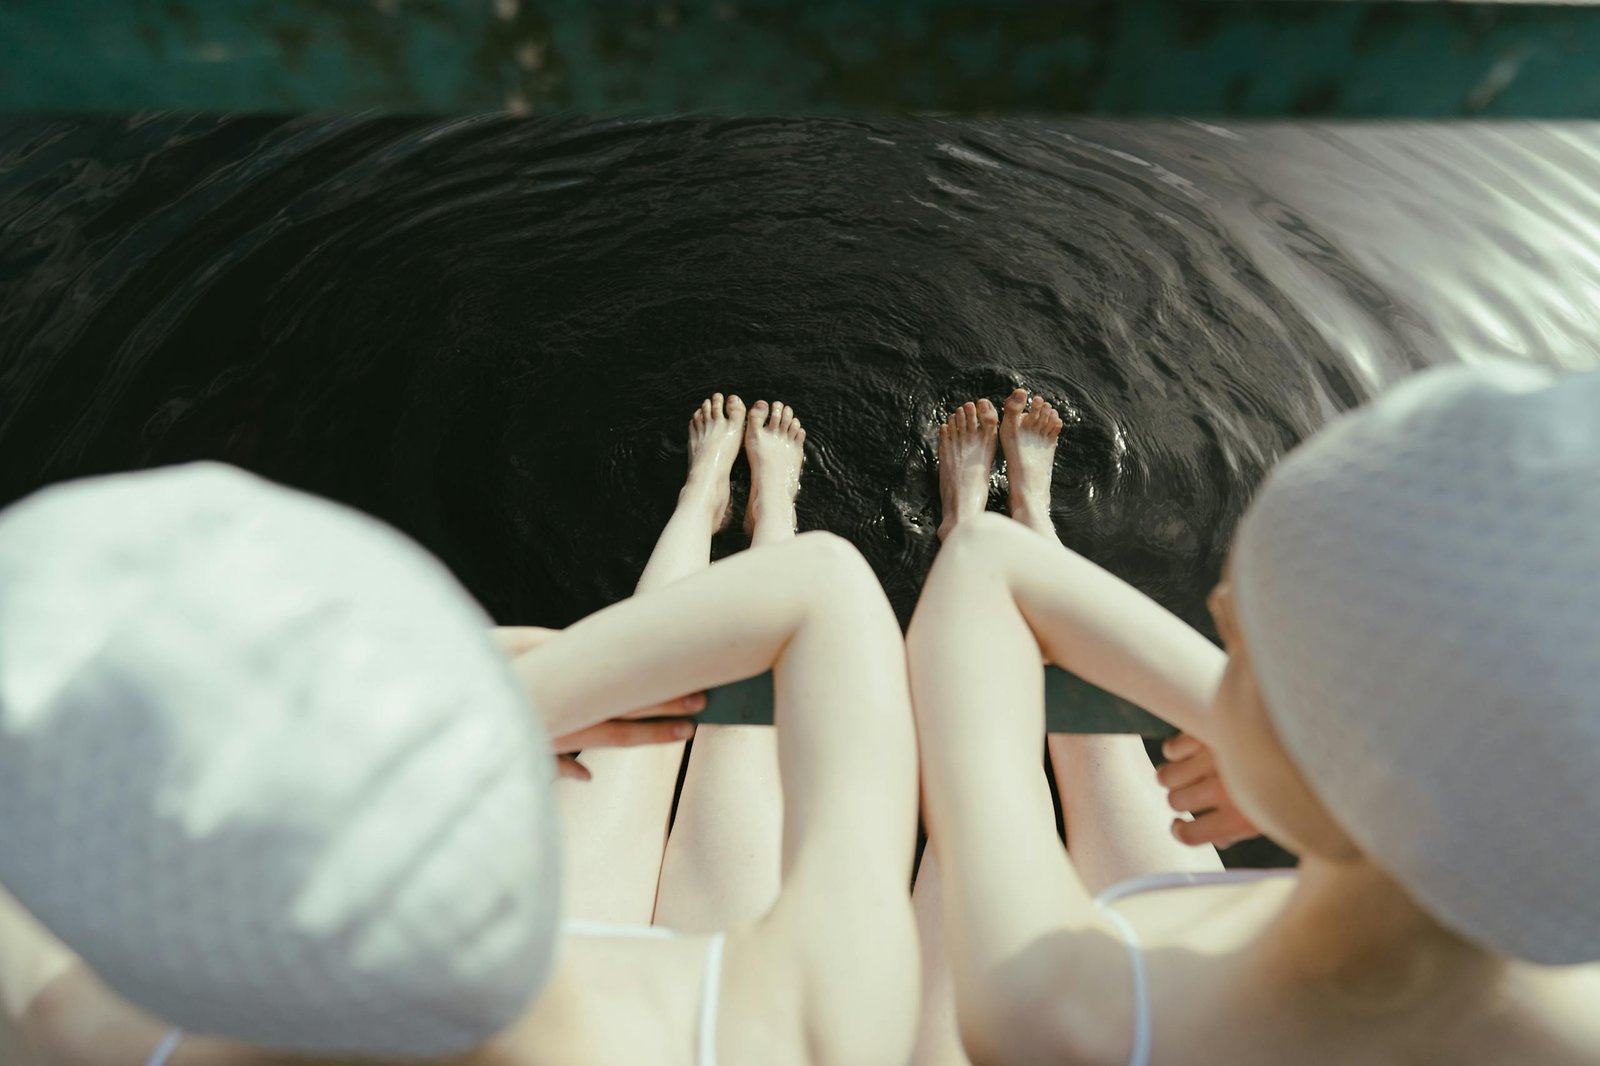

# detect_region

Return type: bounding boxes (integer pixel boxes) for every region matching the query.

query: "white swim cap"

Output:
[0,462,561,1054]
[1234,362,1600,964]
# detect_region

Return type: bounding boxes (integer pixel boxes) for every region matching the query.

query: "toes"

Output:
[712,392,725,418]
[788,417,803,440]
[795,427,807,447]
[962,402,978,432]
[977,398,999,429]
[726,394,746,423]
[778,404,793,430]
[748,400,770,430]
[1005,388,1028,418]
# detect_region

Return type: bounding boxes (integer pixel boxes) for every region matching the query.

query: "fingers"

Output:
[1162,731,1204,761]
[1155,745,1215,792]
[1156,730,1263,849]
[618,692,708,720]
[556,755,592,782]
[557,717,697,752]
[1167,777,1226,815]
[1171,810,1256,850]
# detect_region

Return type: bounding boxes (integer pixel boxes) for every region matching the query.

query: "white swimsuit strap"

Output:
[145,1029,183,1066]
[1093,869,1297,1066]
[697,933,727,1066]
[1094,868,1296,907]
[565,920,725,1066]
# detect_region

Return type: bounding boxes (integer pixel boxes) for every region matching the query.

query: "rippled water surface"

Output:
[2,115,1597,642]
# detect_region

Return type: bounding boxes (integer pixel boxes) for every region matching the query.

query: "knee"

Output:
[789,532,895,617]
[937,512,1018,557]
[792,530,875,586]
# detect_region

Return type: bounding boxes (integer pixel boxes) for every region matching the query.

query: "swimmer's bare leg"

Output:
[997,388,1222,888]
[512,528,921,1065]
[906,417,1228,1061]
[654,400,805,931]
[913,399,999,1066]
[557,393,747,923]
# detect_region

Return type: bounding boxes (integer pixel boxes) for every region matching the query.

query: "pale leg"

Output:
[655,400,805,932]
[556,394,746,923]
[999,388,1221,891]
[911,846,971,1066]
[912,398,1000,1066]
[912,393,1221,1063]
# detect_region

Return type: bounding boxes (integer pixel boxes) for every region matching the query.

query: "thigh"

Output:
[557,742,687,924]
[911,850,973,1066]
[1047,733,1221,896]
[653,724,783,933]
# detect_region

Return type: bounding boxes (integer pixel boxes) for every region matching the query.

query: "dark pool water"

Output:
[2,115,1596,645]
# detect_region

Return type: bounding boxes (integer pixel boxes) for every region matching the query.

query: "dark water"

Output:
[3,115,1598,637]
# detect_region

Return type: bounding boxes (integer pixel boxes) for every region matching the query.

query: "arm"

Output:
[492,626,703,780]
[511,534,878,739]
[908,515,1165,1066]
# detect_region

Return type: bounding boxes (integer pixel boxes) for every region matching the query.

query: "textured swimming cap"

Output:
[0,462,560,1054]
[1234,362,1600,964]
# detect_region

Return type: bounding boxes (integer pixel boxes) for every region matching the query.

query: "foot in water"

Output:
[999,388,1063,534]
[685,392,747,531]
[744,400,806,543]
[937,399,999,541]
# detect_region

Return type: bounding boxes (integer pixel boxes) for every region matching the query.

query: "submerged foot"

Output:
[936,399,999,541]
[999,388,1062,531]
[744,400,806,540]
[685,392,747,531]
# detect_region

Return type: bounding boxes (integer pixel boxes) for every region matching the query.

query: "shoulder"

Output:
[953,924,1135,1066]
[23,965,304,1066]
[966,877,1293,1066]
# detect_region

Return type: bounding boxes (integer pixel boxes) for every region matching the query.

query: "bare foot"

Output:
[999,388,1062,533]
[936,399,999,541]
[685,392,747,531]
[744,400,806,542]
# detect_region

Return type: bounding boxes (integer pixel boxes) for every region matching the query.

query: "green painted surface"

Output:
[701,666,1176,737]
[0,0,1597,116]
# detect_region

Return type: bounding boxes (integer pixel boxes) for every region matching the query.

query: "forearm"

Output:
[998,519,1224,740]
[510,533,870,744]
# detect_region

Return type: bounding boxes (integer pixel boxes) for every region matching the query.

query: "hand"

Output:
[1155,732,1260,849]
[490,626,704,781]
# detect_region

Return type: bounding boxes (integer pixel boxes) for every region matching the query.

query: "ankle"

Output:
[1010,497,1053,535]
[750,507,796,543]
[677,480,726,520]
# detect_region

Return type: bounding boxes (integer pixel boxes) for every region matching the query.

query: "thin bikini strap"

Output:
[565,919,723,1065]
[1094,868,1296,907]
[144,1028,184,1066]
[1093,868,1297,1066]
[697,932,727,1066]
[1095,904,1152,1066]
